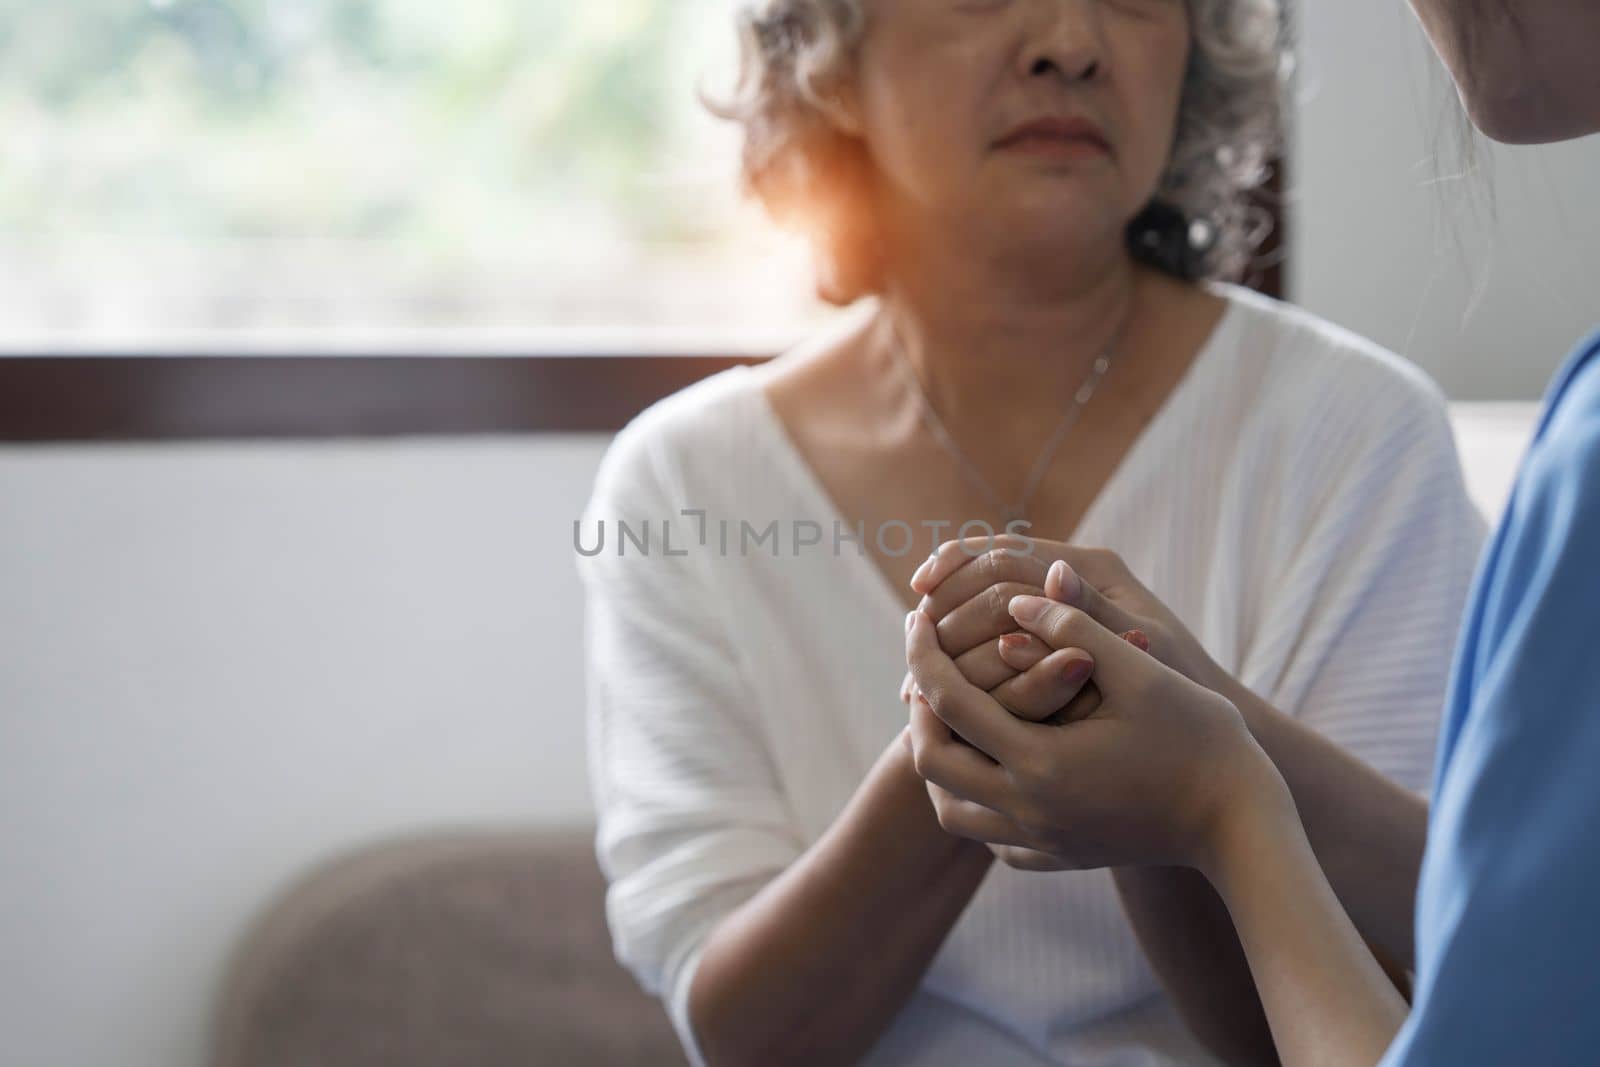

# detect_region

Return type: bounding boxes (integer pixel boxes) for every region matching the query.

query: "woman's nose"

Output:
[1018,0,1105,83]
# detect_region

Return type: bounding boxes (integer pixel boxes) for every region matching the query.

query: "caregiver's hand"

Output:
[904,596,1290,875]
[900,618,1151,871]
[908,535,1228,695]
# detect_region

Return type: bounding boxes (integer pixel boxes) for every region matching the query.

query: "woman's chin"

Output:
[981,202,1127,260]
[988,166,1126,214]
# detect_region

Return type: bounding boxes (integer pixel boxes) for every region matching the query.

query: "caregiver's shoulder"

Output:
[1215,281,1453,429]
[1521,333,1600,498]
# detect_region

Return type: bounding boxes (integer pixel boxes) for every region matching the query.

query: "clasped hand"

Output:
[898,535,1283,878]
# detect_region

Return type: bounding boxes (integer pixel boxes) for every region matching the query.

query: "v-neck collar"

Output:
[739,281,1243,621]
[744,363,920,620]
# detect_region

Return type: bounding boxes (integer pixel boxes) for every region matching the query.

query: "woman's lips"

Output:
[995,117,1112,160]
[999,133,1111,160]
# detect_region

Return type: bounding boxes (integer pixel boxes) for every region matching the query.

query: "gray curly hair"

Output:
[705,0,1289,305]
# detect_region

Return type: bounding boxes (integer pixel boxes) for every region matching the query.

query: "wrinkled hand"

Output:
[902,590,1282,875]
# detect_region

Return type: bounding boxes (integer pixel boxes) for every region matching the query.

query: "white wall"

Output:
[0,436,608,1067]
[1292,0,1600,400]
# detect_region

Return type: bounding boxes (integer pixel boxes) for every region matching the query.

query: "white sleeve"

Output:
[1237,378,1488,793]
[575,420,804,1065]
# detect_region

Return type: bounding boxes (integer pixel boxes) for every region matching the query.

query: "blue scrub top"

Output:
[1380,328,1600,1066]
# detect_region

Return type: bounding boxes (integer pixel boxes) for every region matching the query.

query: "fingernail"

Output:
[999,633,1031,654]
[910,554,936,588]
[1121,629,1151,653]
[1061,658,1092,686]
[1009,595,1047,624]
[906,610,917,633]
[1049,559,1082,601]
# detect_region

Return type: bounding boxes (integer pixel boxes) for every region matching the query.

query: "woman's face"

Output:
[843,0,1192,260]
[1409,0,1600,143]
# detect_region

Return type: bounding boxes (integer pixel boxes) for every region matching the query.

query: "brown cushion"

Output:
[210,826,685,1067]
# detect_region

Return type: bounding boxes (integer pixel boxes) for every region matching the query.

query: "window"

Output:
[1,0,837,351]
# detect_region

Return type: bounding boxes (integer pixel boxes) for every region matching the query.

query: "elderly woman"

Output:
[576,1,1484,1065]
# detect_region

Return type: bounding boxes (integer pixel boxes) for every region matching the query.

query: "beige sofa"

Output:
[210,826,686,1067]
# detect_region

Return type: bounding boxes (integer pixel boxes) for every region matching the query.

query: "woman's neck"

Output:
[874,231,1146,448]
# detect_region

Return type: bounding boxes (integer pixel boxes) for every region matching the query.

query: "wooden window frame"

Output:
[0,166,1284,442]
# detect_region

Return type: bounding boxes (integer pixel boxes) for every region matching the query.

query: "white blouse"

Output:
[575,282,1487,1066]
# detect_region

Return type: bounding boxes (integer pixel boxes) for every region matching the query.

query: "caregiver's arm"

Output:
[1112,839,1416,1067]
[1198,778,1411,1067]
[689,736,993,1067]
[1210,675,1429,965]
[969,622,1397,1067]
[911,541,1433,1066]
[910,595,1411,1067]
[1106,686,1423,1067]
[1035,567,1426,1061]
[919,540,1430,965]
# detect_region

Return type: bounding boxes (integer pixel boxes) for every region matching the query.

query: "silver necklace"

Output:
[885,312,1120,528]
